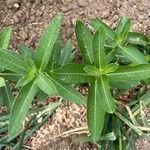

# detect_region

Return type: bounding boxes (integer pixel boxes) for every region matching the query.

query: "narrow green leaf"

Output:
[119,45,148,64]
[1,83,13,111]
[75,20,93,64]
[84,65,100,76]
[102,63,119,74]
[98,75,116,113]
[36,72,58,95]
[110,80,140,89]
[105,49,116,63]
[0,91,4,106]
[90,18,116,41]
[93,26,106,69]
[34,15,61,71]
[0,49,28,74]
[0,70,21,82]
[53,64,94,84]
[0,27,12,49]
[48,36,62,71]
[126,32,150,46]
[107,64,150,81]
[0,77,5,87]
[49,76,85,104]
[59,40,73,66]
[9,81,38,136]
[87,79,105,141]
[115,16,131,42]
[17,44,34,58]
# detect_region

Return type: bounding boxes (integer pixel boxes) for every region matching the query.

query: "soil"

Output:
[0,0,150,150]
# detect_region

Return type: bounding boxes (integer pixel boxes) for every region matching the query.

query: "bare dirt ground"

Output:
[0,0,150,149]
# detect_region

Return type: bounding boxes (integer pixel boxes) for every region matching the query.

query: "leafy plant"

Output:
[90,16,149,65]
[0,27,13,111]
[53,16,150,148]
[0,16,84,139]
[0,16,150,150]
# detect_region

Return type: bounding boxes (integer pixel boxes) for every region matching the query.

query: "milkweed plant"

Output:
[0,15,150,149]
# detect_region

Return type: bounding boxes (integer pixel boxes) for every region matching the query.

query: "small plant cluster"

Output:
[0,15,150,149]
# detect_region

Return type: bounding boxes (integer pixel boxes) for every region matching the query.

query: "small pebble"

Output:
[77,0,88,7]
[12,15,20,23]
[14,3,19,8]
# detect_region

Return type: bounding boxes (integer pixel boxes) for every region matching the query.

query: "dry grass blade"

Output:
[23,145,36,150]
[49,126,88,141]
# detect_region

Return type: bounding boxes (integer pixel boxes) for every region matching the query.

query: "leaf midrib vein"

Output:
[100,76,112,112]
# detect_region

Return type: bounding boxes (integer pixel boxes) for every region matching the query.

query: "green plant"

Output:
[0,16,84,145]
[0,27,13,111]
[90,16,149,65]
[0,15,150,150]
[53,16,150,148]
